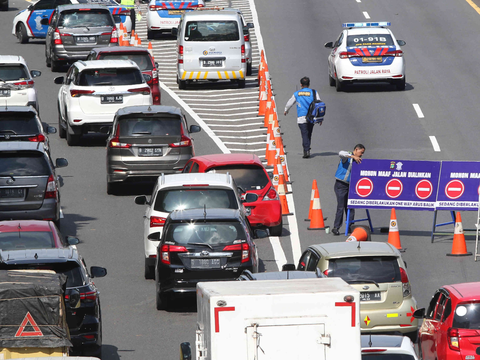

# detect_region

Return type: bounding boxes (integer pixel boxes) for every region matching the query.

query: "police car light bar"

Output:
[342,22,391,28]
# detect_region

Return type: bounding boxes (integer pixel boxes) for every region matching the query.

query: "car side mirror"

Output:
[30,70,41,78]
[244,193,258,203]
[397,39,406,46]
[55,158,68,168]
[246,22,254,29]
[40,18,50,26]
[324,41,334,48]
[135,195,148,205]
[413,308,425,319]
[143,74,152,83]
[147,232,161,241]
[282,263,296,271]
[180,342,192,360]
[189,125,201,133]
[90,266,107,278]
[47,126,57,134]
[66,236,79,246]
[54,76,64,85]
[171,27,178,37]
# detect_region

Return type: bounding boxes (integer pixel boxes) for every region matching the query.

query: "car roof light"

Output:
[342,22,391,28]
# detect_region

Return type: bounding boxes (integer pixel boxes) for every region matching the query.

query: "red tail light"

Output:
[150,4,167,10]
[400,267,411,297]
[13,79,34,88]
[448,328,460,351]
[108,136,131,148]
[339,51,356,59]
[54,28,63,45]
[178,45,184,64]
[150,216,167,227]
[28,134,46,142]
[170,134,192,147]
[45,174,57,199]
[80,290,97,302]
[160,244,187,265]
[386,49,403,57]
[241,44,245,63]
[70,89,95,97]
[224,243,250,262]
[263,187,279,201]
[244,34,249,42]
[152,69,159,84]
[362,349,387,353]
[106,27,118,43]
[128,86,150,95]
[189,3,204,7]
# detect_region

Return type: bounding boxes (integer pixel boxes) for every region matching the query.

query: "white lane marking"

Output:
[182,96,259,101]
[208,122,265,127]
[286,191,302,263]
[269,237,288,271]
[228,148,265,152]
[196,111,259,116]
[215,128,265,132]
[413,103,424,118]
[356,0,361,2]
[188,101,258,106]
[191,106,258,111]
[218,135,266,139]
[363,11,370,19]
[223,141,266,145]
[429,136,441,152]
[60,208,64,218]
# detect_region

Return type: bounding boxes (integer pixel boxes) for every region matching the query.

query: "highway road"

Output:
[1,0,480,357]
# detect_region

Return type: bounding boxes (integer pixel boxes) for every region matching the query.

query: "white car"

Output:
[0,55,41,112]
[361,335,418,360]
[325,22,406,91]
[134,172,246,279]
[54,59,152,146]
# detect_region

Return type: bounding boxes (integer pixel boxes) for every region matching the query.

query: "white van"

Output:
[173,8,247,89]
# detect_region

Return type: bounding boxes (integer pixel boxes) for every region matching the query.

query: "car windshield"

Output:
[328,256,401,283]
[118,116,181,137]
[0,152,50,176]
[453,302,480,329]
[154,188,238,212]
[99,53,153,71]
[0,65,29,82]
[78,68,143,86]
[165,221,246,245]
[207,165,269,191]
[346,34,394,47]
[362,355,415,360]
[0,113,40,136]
[58,10,114,27]
[0,231,55,250]
[185,21,240,41]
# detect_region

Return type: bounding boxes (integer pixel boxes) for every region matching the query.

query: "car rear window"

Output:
[0,65,30,81]
[58,9,114,27]
[328,256,401,283]
[0,113,40,136]
[185,21,240,41]
[453,302,480,329]
[0,152,50,176]
[0,232,55,250]
[362,355,415,360]
[154,188,238,212]
[346,34,394,47]
[99,53,153,71]
[78,68,143,86]
[207,165,269,190]
[165,221,246,245]
[77,0,118,5]
[118,116,181,137]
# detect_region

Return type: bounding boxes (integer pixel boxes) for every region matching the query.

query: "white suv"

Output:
[54,59,152,146]
[134,172,248,279]
[0,55,41,112]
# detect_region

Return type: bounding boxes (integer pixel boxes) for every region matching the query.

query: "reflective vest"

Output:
[335,153,353,183]
[121,0,134,8]
[293,88,314,117]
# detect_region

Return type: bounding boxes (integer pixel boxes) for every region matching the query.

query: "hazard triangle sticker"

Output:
[15,312,43,337]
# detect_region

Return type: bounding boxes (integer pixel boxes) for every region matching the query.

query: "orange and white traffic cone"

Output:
[258,79,268,116]
[447,212,472,256]
[308,188,325,230]
[346,225,370,242]
[278,172,293,216]
[148,41,154,60]
[305,180,318,221]
[388,208,404,252]
[264,100,273,127]
[279,150,290,183]
[271,157,279,191]
[129,30,135,46]
[137,33,142,46]
[267,79,272,100]
[276,155,290,194]
[265,123,277,167]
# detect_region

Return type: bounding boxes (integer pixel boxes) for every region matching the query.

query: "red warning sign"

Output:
[385,179,403,198]
[15,312,43,337]
[445,180,465,200]
[415,179,433,200]
[355,178,373,198]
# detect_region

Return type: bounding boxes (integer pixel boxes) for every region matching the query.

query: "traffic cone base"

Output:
[447,212,472,256]
[387,208,404,252]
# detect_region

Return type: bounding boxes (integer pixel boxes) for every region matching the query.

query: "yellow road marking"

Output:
[466,0,480,14]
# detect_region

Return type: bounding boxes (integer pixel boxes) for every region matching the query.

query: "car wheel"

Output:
[406,330,418,343]
[147,29,154,39]
[58,106,66,138]
[396,77,406,91]
[247,62,252,76]
[178,78,187,90]
[46,48,51,67]
[335,77,343,92]
[144,259,155,280]
[238,79,246,89]
[51,58,61,72]
[156,289,169,310]
[329,74,335,86]
[269,219,283,236]
[0,1,8,10]
[16,23,28,43]
[66,123,80,146]
[106,182,118,195]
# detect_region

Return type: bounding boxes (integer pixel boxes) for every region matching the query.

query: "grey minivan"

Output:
[106,105,201,194]
[43,4,119,72]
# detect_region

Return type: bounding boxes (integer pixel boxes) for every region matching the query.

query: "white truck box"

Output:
[185,278,361,360]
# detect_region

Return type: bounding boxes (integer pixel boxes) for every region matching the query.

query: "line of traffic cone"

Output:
[447,212,472,256]
[308,188,325,230]
[387,208,405,252]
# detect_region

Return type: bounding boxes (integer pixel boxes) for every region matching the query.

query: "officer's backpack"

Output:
[306,89,326,124]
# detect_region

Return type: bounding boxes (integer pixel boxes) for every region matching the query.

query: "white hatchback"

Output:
[361,335,418,360]
[54,59,152,146]
[325,22,406,91]
[0,55,41,112]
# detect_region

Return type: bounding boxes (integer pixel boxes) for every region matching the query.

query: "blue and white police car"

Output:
[324,22,406,91]
[12,0,132,44]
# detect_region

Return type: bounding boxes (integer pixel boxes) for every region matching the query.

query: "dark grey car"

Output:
[43,4,119,72]
[0,142,68,225]
[106,105,201,194]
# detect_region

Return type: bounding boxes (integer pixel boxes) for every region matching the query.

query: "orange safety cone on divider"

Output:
[279,149,290,183]
[447,212,472,256]
[278,172,293,216]
[308,188,325,230]
[271,156,279,191]
[305,179,318,221]
[264,100,273,127]
[346,225,370,242]
[275,155,290,194]
[265,123,277,167]
[388,208,404,251]
[258,80,268,116]
[148,41,154,60]
[267,79,272,100]
[137,34,142,46]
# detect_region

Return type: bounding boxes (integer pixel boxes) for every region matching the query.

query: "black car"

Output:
[152,208,258,310]
[0,247,107,357]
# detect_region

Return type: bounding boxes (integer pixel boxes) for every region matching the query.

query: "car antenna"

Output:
[357,240,361,249]
[17,223,22,238]
[368,333,372,347]
[203,204,206,222]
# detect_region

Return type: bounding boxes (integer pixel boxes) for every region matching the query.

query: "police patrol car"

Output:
[324,22,406,92]
[12,0,132,43]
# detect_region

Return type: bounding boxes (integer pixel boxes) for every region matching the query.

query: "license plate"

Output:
[168,10,184,15]
[0,89,11,97]
[362,57,382,63]
[191,258,221,269]
[360,292,381,301]
[76,36,96,43]
[0,188,25,199]
[202,59,223,67]
[101,95,123,104]
[138,147,162,156]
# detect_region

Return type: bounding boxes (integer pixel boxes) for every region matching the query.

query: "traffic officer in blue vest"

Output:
[332,144,366,235]
[284,77,321,159]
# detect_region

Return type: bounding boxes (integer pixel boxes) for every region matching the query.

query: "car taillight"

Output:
[244,34,249,42]
[170,134,192,147]
[224,243,250,262]
[150,4,166,10]
[13,79,34,88]
[45,174,57,199]
[54,28,62,45]
[339,51,356,59]
[263,187,279,201]
[79,290,97,302]
[178,45,184,64]
[128,86,150,95]
[108,136,131,148]
[160,244,187,265]
[70,89,95,97]
[386,49,404,57]
[150,216,167,227]
[105,27,118,43]
[400,267,411,297]
[362,349,387,353]
[189,3,204,7]
[241,44,245,63]
[448,328,460,351]
[152,69,158,84]
[28,134,46,142]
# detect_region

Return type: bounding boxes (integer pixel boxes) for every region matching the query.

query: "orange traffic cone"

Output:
[276,155,290,194]
[278,172,293,216]
[272,157,279,191]
[279,150,290,183]
[447,212,472,256]
[305,179,318,221]
[346,225,371,242]
[308,188,325,230]
[137,33,142,46]
[388,208,404,252]
[148,41,154,60]
[258,80,267,116]
[265,124,277,167]
[267,79,272,100]
[264,100,273,127]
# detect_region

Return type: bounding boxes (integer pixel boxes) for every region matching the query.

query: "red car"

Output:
[182,153,282,236]
[0,220,79,250]
[414,282,480,360]
[86,46,161,105]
